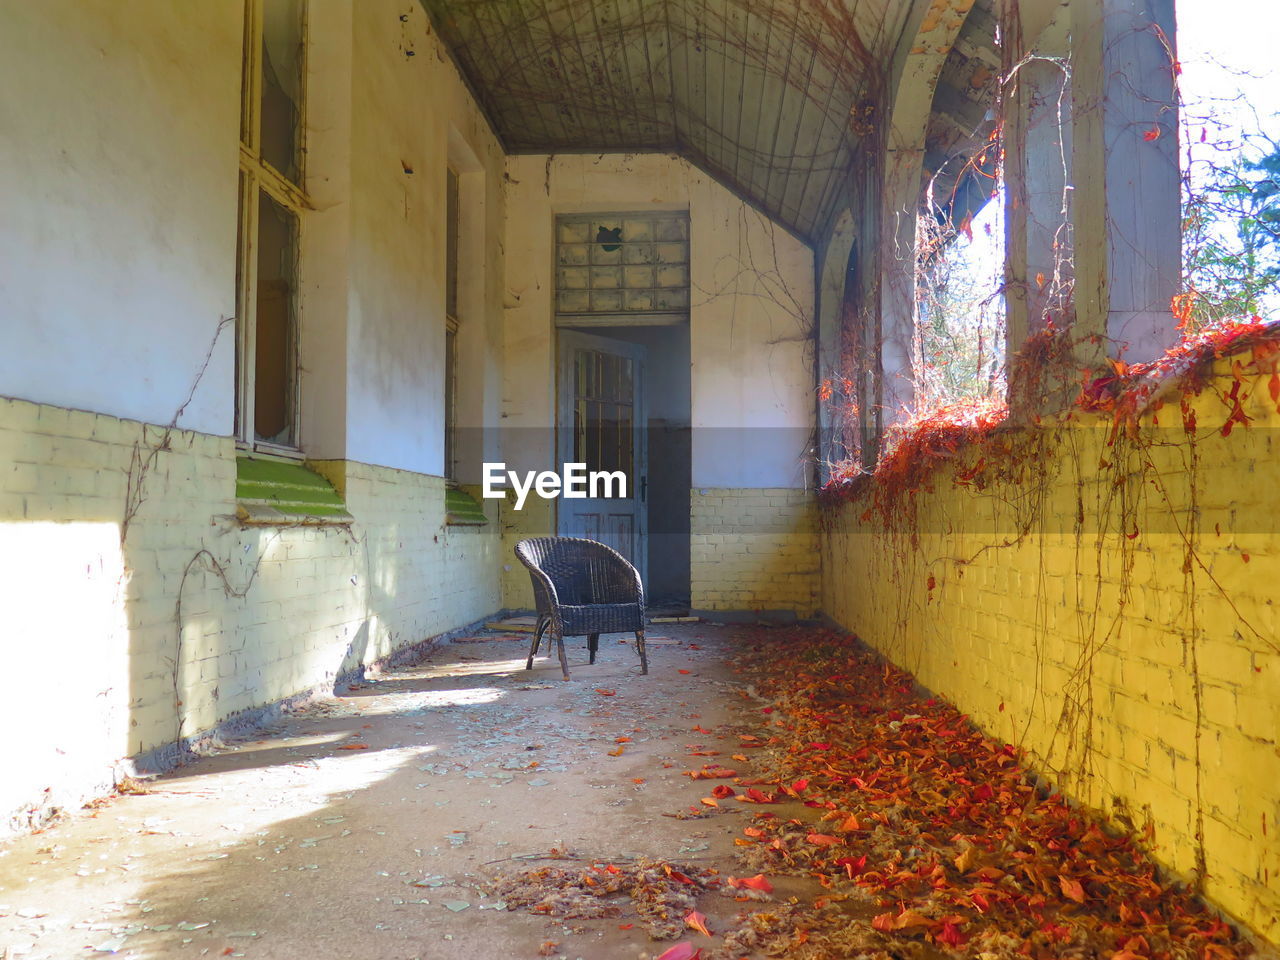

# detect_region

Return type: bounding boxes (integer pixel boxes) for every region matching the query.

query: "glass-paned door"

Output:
[557,330,647,582]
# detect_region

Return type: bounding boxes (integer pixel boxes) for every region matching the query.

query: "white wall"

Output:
[0,1,240,436]
[503,153,815,489]
[343,1,507,476]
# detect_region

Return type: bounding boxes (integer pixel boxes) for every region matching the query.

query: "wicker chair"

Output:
[514,537,648,680]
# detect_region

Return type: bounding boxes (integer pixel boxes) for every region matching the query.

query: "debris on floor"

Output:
[0,623,1260,960]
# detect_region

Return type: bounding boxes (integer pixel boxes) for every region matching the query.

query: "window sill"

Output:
[445,485,489,526]
[236,454,352,526]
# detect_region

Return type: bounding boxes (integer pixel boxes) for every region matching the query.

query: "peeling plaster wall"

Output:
[0,1,504,834]
[501,153,817,611]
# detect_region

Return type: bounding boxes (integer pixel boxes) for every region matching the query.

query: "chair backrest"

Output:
[515,537,640,608]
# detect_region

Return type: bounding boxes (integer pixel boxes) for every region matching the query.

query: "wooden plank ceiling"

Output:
[422,0,918,244]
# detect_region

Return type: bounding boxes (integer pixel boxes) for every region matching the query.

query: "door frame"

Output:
[555,328,649,584]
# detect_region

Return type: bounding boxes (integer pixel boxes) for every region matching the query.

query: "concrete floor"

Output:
[0,624,773,960]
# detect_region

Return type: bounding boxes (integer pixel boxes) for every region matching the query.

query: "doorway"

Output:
[557,324,691,607]
[553,212,691,607]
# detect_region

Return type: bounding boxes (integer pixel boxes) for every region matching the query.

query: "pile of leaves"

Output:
[488,857,722,941]
[715,627,1255,960]
[820,395,1010,524]
[1077,316,1280,431]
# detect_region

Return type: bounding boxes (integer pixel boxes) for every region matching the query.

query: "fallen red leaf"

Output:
[936,921,968,947]
[595,688,616,696]
[655,944,701,960]
[711,784,736,799]
[678,669,692,674]
[835,855,867,878]
[336,743,368,750]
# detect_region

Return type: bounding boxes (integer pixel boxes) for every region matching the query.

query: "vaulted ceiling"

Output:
[423,0,919,244]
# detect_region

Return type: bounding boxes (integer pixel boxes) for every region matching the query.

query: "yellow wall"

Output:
[820,360,1280,942]
[692,488,819,615]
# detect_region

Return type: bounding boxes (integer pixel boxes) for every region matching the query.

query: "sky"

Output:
[1178,0,1279,147]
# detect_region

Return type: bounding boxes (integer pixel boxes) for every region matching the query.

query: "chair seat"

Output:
[557,602,643,637]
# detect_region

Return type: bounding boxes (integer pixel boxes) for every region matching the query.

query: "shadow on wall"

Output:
[335,620,372,690]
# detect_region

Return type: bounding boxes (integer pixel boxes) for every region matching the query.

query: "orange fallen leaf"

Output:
[685,909,713,937]
[892,908,933,930]
[595,688,616,696]
[806,833,840,847]
[728,873,773,893]
[538,941,559,957]
[608,746,625,756]
[1059,875,1086,903]
[615,736,632,743]
[678,669,692,674]
[631,777,646,784]
[617,923,634,930]
[699,797,719,808]
[336,743,369,751]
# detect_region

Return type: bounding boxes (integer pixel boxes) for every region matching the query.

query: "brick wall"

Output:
[0,397,501,835]
[692,488,819,615]
[820,361,1280,944]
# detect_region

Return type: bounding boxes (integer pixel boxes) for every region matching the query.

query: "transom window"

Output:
[555,212,690,322]
[235,0,307,451]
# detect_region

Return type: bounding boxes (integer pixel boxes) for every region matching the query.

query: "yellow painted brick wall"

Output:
[0,397,501,835]
[692,488,819,615]
[499,492,554,611]
[820,362,1280,945]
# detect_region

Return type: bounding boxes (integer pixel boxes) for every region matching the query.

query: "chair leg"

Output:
[526,617,549,670]
[635,629,648,675]
[587,633,599,665]
[556,634,570,681]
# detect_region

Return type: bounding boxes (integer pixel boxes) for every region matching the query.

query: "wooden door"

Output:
[556,330,648,584]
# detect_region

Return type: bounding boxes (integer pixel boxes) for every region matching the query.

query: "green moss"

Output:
[446,486,488,525]
[236,455,351,522]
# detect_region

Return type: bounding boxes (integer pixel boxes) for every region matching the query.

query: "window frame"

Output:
[443,166,461,482]
[235,0,310,457]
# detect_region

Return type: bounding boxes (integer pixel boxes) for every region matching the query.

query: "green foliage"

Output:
[1183,137,1280,328]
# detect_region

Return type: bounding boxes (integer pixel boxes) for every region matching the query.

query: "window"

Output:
[555,212,691,322]
[236,0,307,452]
[444,166,460,480]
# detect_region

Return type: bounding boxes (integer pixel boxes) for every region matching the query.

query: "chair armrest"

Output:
[524,562,561,609]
